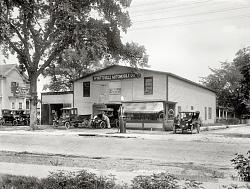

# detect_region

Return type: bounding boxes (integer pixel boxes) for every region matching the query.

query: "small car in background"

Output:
[173,111,202,134]
[0,109,16,126]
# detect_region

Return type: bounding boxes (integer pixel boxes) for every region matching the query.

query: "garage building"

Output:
[73,65,216,130]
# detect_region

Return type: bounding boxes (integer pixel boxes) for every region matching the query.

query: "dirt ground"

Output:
[0,125,249,188]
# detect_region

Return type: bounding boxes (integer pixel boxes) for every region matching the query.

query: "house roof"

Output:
[73,65,215,93]
[0,64,17,76]
[0,64,29,81]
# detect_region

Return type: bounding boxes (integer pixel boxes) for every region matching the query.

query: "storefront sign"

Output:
[93,73,141,81]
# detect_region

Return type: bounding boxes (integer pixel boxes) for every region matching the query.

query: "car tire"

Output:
[197,124,200,133]
[115,119,119,128]
[100,121,106,129]
[0,119,4,126]
[173,125,176,134]
[13,120,18,126]
[190,125,193,134]
[65,122,70,129]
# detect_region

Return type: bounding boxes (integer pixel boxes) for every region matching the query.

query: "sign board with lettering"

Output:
[93,73,141,81]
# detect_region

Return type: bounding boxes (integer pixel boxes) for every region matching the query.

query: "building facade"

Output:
[41,91,73,125]
[0,64,30,116]
[73,65,216,129]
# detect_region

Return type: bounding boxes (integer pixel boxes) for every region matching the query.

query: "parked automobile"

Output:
[53,107,90,129]
[90,108,119,129]
[0,109,16,126]
[12,109,30,126]
[173,111,202,134]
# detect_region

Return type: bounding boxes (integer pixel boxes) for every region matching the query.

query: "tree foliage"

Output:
[43,42,148,92]
[233,47,250,101]
[201,55,249,118]
[0,0,148,128]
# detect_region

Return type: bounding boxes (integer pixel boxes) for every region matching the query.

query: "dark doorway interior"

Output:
[106,104,121,119]
[50,104,63,120]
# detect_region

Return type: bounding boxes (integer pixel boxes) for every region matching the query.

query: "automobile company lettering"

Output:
[93,73,141,81]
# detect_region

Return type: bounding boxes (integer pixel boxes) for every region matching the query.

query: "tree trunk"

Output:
[29,74,38,130]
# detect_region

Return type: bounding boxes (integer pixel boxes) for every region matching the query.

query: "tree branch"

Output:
[37,45,65,76]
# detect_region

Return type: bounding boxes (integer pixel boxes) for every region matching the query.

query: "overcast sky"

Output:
[122,0,250,82]
[1,0,250,94]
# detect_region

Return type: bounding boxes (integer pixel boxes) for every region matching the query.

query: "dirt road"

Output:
[0,125,249,187]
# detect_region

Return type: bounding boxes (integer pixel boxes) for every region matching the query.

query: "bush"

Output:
[131,172,204,189]
[0,175,42,189]
[231,151,250,181]
[41,170,116,189]
[0,171,205,189]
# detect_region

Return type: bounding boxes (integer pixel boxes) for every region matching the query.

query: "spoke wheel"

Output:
[173,125,176,134]
[13,120,18,126]
[190,125,193,134]
[115,119,119,128]
[99,121,106,129]
[65,122,70,129]
[197,124,200,133]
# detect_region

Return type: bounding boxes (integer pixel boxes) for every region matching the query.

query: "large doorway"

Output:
[106,104,121,119]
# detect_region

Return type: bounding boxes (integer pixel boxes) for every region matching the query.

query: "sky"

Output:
[122,0,250,82]
[1,0,250,94]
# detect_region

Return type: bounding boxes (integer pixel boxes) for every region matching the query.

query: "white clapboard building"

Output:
[72,65,216,130]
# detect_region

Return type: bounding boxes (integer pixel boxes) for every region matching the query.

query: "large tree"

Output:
[233,47,250,101]
[0,0,148,129]
[201,61,248,118]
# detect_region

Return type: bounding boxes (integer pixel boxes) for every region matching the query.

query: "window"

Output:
[11,82,19,94]
[144,77,153,95]
[26,100,30,109]
[205,107,207,120]
[83,82,90,97]
[208,107,212,119]
[191,106,194,110]
[19,102,22,109]
[178,106,181,113]
[11,102,15,109]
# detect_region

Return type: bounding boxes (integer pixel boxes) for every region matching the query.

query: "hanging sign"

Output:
[93,73,141,81]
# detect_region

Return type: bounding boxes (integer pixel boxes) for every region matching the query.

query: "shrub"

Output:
[131,172,204,189]
[41,170,116,189]
[0,175,42,189]
[231,151,250,181]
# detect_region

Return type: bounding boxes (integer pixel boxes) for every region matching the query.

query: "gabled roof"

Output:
[73,65,215,93]
[0,64,17,76]
[0,64,29,82]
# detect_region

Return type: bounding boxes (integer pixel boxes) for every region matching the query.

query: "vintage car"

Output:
[90,108,119,129]
[173,111,202,134]
[12,109,30,126]
[53,107,90,129]
[0,109,16,126]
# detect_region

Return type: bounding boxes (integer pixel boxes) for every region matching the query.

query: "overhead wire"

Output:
[132,6,250,24]
[129,13,250,31]
[131,0,213,16]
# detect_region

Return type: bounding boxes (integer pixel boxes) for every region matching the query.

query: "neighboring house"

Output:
[72,65,216,130]
[0,64,30,116]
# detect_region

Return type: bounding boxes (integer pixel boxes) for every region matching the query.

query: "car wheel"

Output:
[190,125,193,134]
[100,121,106,129]
[0,119,4,126]
[173,125,176,134]
[65,122,70,129]
[197,124,200,133]
[13,120,18,126]
[115,119,119,128]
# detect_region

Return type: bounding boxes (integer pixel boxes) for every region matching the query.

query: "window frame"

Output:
[144,77,153,95]
[83,81,90,97]
[208,107,212,119]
